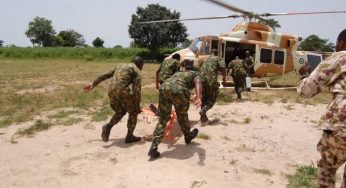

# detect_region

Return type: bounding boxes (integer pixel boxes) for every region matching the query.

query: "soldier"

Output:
[148,61,202,159]
[84,56,144,144]
[228,56,247,99]
[155,53,181,89]
[244,50,255,77]
[297,29,346,188]
[200,49,227,122]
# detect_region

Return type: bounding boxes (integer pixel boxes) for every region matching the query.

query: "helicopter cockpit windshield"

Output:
[189,38,203,53]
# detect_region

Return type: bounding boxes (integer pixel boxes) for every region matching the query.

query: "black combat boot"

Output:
[185,128,199,144]
[199,106,209,123]
[101,123,112,142]
[149,104,159,116]
[148,148,160,159]
[125,133,141,143]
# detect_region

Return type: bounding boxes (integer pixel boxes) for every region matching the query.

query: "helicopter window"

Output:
[307,54,322,69]
[203,41,210,55]
[274,50,285,65]
[211,40,218,51]
[189,39,203,53]
[260,48,272,63]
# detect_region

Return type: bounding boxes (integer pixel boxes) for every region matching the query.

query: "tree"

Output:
[25,17,56,47]
[298,35,335,52]
[258,19,281,31]
[92,37,104,48]
[57,29,86,47]
[129,4,188,58]
[180,39,194,48]
[0,40,4,47]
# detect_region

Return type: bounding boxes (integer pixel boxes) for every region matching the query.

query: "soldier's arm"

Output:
[251,57,255,67]
[194,76,202,107]
[219,59,227,82]
[84,68,116,92]
[297,56,342,98]
[132,71,142,113]
[92,68,116,87]
[155,66,161,90]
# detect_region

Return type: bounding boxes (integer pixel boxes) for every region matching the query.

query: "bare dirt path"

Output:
[0,101,343,188]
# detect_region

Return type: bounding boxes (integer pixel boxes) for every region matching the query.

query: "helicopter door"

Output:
[221,41,226,60]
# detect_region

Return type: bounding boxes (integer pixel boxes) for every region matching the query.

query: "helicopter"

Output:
[140,0,346,78]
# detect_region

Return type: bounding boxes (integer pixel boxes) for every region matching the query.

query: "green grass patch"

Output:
[0,117,13,128]
[216,90,235,104]
[197,132,211,140]
[287,164,318,188]
[92,105,113,122]
[254,168,273,176]
[48,110,80,119]
[243,117,252,124]
[59,117,83,126]
[15,120,53,137]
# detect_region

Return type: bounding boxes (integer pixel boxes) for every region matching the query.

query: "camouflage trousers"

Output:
[317,132,346,188]
[232,75,246,96]
[107,91,138,135]
[202,82,220,110]
[151,89,191,150]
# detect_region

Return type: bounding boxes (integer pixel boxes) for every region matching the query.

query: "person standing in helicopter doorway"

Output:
[199,49,227,122]
[228,56,247,99]
[84,56,144,144]
[244,50,255,77]
[297,29,346,188]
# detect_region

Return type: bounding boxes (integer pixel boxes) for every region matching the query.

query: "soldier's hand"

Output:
[83,84,94,92]
[194,99,202,108]
[190,94,197,102]
[298,64,313,76]
[156,84,160,90]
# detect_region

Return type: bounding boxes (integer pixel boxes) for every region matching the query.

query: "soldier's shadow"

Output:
[202,118,228,126]
[102,138,145,149]
[160,143,206,166]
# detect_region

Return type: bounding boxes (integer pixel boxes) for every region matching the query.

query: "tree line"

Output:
[0,3,335,53]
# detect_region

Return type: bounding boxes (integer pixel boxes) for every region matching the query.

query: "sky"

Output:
[0,0,345,47]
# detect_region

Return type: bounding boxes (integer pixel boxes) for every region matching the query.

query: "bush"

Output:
[0,47,181,61]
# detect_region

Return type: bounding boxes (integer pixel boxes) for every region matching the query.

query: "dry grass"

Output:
[0,59,329,128]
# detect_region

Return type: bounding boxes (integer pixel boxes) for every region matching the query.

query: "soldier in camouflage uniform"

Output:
[228,56,248,99]
[155,53,181,89]
[148,62,202,159]
[84,56,144,144]
[297,29,346,188]
[200,49,227,122]
[244,50,255,77]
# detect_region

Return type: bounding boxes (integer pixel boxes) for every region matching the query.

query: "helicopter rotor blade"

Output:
[259,10,346,17]
[204,0,251,15]
[138,15,241,24]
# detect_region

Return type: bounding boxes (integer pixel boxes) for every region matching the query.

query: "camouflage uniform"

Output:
[297,51,346,188]
[244,56,255,77]
[228,58,247,99]
[92,63,141,136]
[150,70,201,150]
[158,59,180,84]
[201,55,225,110]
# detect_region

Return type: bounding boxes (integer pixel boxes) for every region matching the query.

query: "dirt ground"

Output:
[0,101,344,188]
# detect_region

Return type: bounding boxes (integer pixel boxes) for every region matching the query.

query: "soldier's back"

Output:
[201,56,224,82]
[113,63,140,89]
[159,59,180,82]
[230,59,247,77]
[161,71,201,94]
